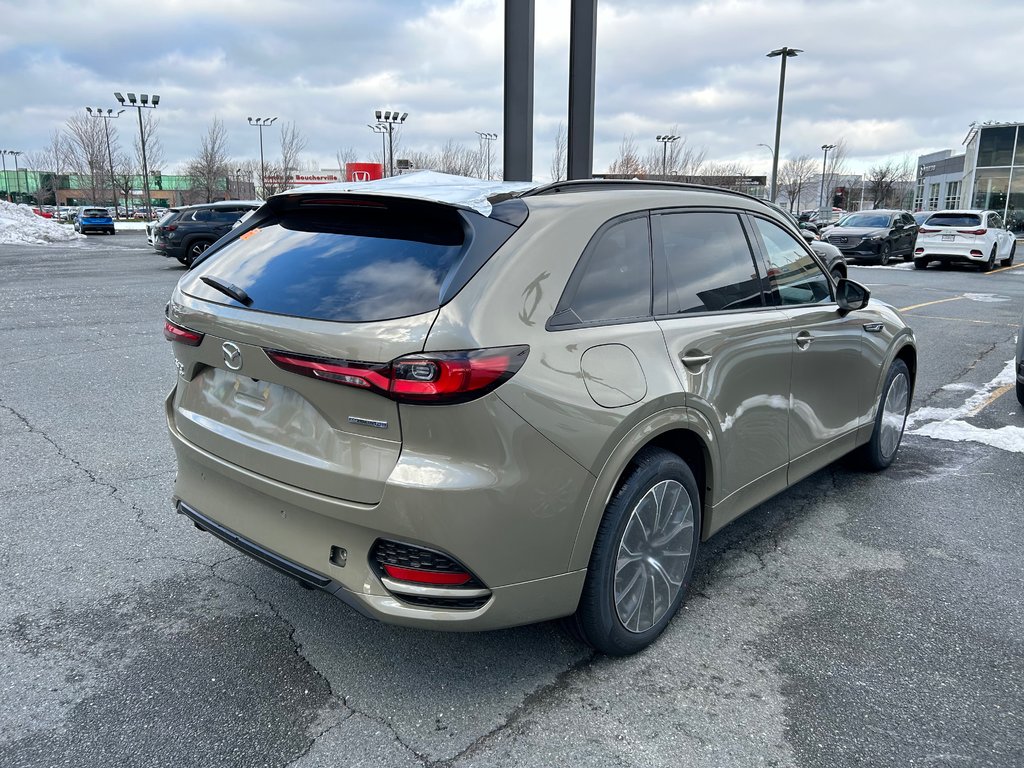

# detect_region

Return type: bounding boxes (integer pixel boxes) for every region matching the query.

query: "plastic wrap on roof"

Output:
[281,171,537,216]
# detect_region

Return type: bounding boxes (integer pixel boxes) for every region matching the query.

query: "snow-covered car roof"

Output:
[278,171,538,217]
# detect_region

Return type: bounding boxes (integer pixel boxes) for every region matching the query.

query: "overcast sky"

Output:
[3,0,1023,180]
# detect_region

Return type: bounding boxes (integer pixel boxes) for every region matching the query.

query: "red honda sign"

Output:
[345,163,384,182]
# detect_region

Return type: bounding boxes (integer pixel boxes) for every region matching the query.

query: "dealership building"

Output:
[918,121,1024,234]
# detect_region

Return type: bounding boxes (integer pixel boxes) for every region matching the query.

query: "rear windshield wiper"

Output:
[200,276,253,306]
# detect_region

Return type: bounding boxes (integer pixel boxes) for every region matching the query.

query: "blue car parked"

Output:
[74,207,115,235]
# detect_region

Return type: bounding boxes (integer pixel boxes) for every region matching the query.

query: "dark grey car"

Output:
[822,210,919,264]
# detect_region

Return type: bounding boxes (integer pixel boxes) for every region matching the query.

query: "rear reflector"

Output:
[163,319,204,346]
[382,564,472,585]
[266,346,529,405]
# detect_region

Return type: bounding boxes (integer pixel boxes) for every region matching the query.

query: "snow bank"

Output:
[0,201,85,245]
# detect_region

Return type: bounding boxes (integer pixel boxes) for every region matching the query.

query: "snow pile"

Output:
[0,201,85,245]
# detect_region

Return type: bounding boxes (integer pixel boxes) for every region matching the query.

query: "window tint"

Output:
[183,204,473,322]
[658,212,764,314]
[567,216,652,324]
[753,218,832,306]
[926,213,982,227]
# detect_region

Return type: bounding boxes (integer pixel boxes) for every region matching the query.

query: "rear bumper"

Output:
[165,391,592,631]
[916,241,986,263]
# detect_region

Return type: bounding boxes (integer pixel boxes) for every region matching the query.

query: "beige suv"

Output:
[164,178,916,655]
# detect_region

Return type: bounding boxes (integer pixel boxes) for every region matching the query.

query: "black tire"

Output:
[1000,240,1016,267]
[859,358,911,471]
[184,240,212,267]
[878,242,891,266]
[913,257,928,270]
[569,447,701,656]
[981,245,997,272]
[175,255,188,266]
[1017,378,1024,408]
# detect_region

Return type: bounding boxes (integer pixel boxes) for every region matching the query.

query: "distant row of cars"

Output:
[810,208,1017,272]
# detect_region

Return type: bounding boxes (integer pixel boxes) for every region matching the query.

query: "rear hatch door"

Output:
[921,212,984,246]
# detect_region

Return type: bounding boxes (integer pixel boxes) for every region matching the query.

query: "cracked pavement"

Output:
[1,234,1022,767]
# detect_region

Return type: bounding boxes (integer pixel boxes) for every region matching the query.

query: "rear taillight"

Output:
[164,224,178,232]
[266,345,529,405]
[163,319,204,346]
[957,228,987,235]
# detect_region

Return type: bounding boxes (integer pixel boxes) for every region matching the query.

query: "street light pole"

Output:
[114,92,159,219]
[0,151,9,202]
[757,143,775,201]
[656,135,680,179]
[475,132,498,179]
[87,107,124,214]
[247,117,278,198]
[766,46,801,203]
[8,150,23,203]
[368,124,387,176]
[819,143,836,208]
[374,110,408,178]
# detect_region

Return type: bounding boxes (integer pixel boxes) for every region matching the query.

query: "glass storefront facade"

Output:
[967,124,1024,233]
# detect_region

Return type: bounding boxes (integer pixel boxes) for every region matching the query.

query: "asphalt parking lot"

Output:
[1,231,1022,768]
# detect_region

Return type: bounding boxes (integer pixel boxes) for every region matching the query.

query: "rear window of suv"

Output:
[82,208,109,218]
[181,197,519,323]
[925,213,982,227]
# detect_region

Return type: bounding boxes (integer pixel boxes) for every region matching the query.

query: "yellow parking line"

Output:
[898,295,965,312]
[986,262,1024,275]
[967,383,1015,416]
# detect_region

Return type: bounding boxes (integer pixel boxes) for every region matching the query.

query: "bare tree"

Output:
[183,117,231,203]
[438,139,482,176]
[279,121,307,189]
[113,151,136,211]
[65,112,107,204]
[550,122,567,181]
[642,128,707,178]
[31,131,73,206]
[335,146,357,174]
[866,156,915,209]
[132,111,164,175]
[608,134,645,176]
[778,154,815,212]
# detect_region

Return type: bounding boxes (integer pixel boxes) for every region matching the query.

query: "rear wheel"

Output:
[1000,240,1016,267]
[569,447,701,656]
[859,359,911,471]
[913,257,928,270]
[981,245,997,272]
[184,240,212,267]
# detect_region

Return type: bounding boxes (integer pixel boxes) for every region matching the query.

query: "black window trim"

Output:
[650,206,777,320]
[745,212,837,308]
[546,211,655,331]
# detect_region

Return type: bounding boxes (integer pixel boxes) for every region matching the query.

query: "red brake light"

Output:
[164,224,178,232]
[265,346,530,405]
[163,319,204,346]
[957,228,987,235]
[381,565,472,585]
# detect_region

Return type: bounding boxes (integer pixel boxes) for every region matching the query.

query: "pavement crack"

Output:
[0,398,159,532]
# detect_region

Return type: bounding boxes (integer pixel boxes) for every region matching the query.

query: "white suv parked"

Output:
[914,210,1016,271]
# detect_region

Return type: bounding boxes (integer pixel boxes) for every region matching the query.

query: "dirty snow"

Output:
[908,356,1024,454]
[0,201,84,245]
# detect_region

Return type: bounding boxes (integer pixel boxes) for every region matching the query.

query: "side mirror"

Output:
[836,278,870,313]
[801,229,816,243]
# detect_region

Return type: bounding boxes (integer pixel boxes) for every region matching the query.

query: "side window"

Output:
[989,213,1004,229]
[752,218,832,307]
[562,216,652,325]
[190,209,211,222]
[657,211,765,314]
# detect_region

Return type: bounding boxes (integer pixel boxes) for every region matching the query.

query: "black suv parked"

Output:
[155,201,262,266]
[821,209,919,265]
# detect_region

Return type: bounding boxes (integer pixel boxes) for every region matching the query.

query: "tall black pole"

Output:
[567,0,596,180]
[771,54,788,203]
[259,125,266,196]
[135,107,152,219]
[819,144,834,208]
[101,120,118,214]
[1,153,8,202]
[503,0,534,181]
[387,123,395,178]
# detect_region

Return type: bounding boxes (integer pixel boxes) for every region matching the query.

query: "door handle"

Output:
[795,331,814,350]
[680,352,712,367]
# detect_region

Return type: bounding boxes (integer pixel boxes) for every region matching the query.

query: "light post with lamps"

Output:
[367,124,387,176]
[766,46,801,203]
[114,92,159,219]
[819,143,836,209]
[247,117,278,198]
[656,135,679,179]
[6,150,24,204]
[475,132,497,179]
[374,110,408,178]
[87,107,124,214]
[757,142,775,201]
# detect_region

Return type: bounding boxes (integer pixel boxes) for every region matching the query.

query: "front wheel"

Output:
[859,359,911,471]
[878,242,891,266]
[981,245,997,272]
[184,240,212,267]
[913,257,928,270]
[569,447,701,656]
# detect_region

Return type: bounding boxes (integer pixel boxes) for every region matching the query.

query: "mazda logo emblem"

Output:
[222,342,243,371]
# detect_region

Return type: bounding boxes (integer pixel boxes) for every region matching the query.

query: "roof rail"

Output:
[521,178,765,205]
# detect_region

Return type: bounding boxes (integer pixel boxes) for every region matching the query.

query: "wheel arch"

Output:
[567,409,719,573]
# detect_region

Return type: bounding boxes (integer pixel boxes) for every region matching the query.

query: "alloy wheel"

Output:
[613,479,695,633]
[879,371,909,459]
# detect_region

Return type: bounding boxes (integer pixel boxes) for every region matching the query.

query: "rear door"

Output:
[653,209,792,510]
